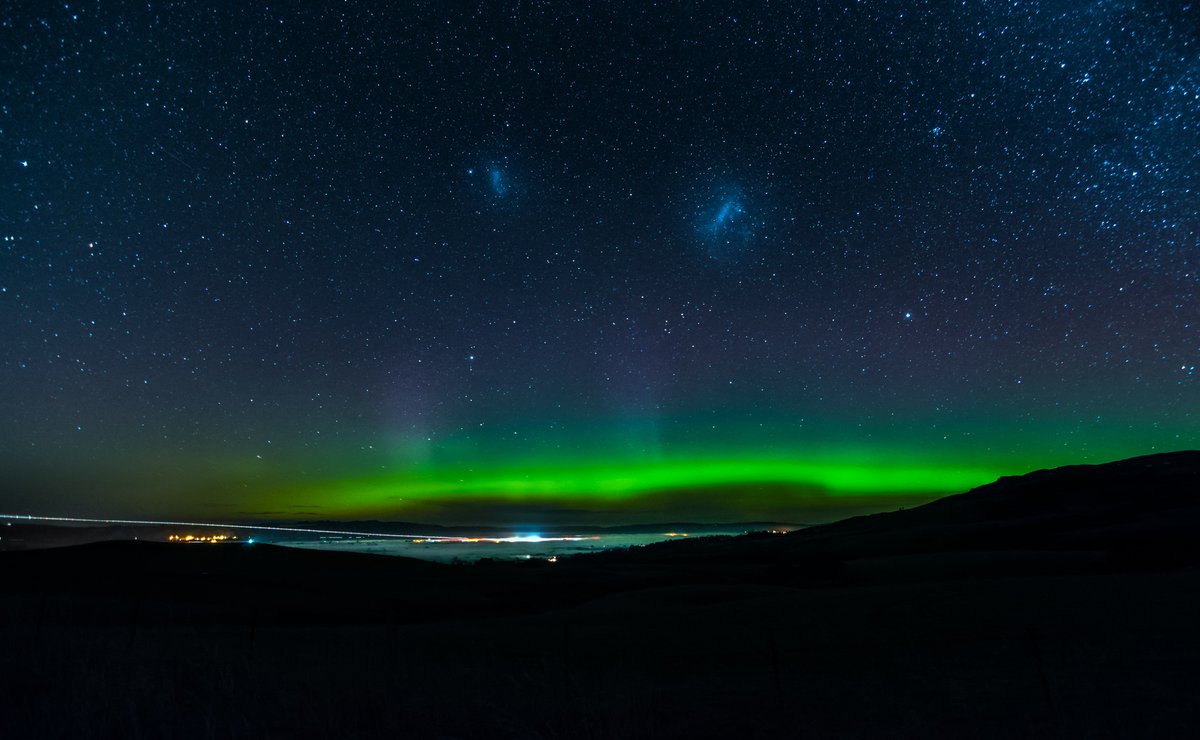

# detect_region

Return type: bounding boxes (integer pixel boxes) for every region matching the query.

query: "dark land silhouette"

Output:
[4,451,1200,738]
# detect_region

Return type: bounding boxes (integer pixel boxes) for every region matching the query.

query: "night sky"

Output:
[1,1,1197,524]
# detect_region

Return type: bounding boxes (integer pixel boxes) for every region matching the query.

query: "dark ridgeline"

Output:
[2,451,1200,738]
[583,449,1200,572]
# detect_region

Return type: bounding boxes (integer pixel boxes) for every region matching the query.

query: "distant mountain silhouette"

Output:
[874,449,1200,522]
[583,450,1200,576]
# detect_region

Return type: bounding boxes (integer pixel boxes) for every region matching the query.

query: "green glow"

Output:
[284,453,1014,514]
[29,410,1192,522]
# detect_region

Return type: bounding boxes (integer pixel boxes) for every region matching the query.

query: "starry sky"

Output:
[1,1,1197,524]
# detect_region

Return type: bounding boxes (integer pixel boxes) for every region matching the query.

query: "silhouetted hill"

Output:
[789,449,1200,565]
[579,451,1200,578]
[835,449,1200,529]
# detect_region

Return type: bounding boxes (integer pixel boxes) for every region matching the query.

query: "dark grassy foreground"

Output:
[4,452,1200,739]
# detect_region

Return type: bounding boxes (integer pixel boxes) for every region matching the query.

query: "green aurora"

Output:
[246,412,1193,520]
[4,411,1193,524]
[247,435,1189,523]
[299,456,999,510]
